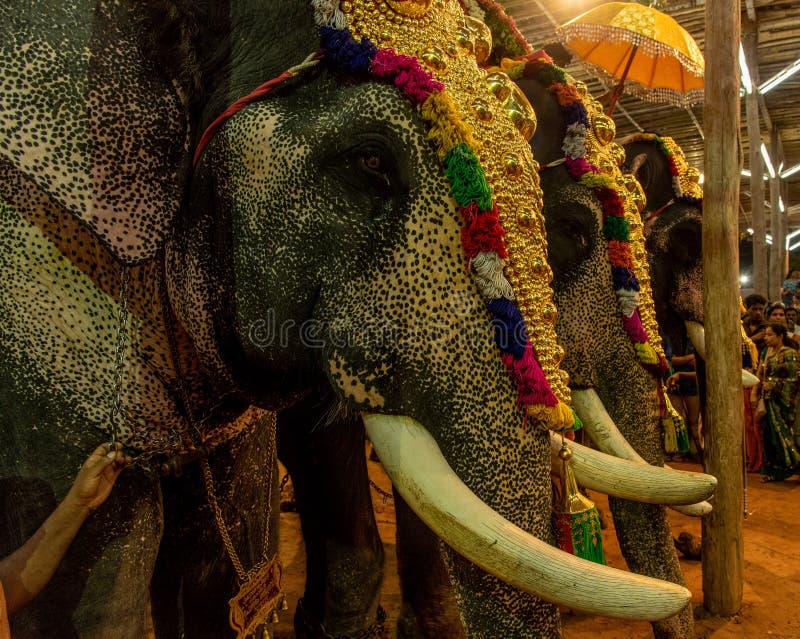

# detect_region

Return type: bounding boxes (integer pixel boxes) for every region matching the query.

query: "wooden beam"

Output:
[770,126,785,287]
[745,0,756,22]
[744,20,767,295]
[702,0,744,618]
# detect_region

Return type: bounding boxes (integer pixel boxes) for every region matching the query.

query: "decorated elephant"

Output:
[620,133,704,357]
[0,0,707,637]
[277,23,716,639]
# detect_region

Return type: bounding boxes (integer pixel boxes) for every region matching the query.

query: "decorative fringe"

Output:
[553,441,605,564]
[528,401,577,432]
[633,342,660,366]
[659,385,690,453]
[470,252,514,300]
[443,144,493,209]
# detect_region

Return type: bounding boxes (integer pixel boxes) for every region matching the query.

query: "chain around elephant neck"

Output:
[109,265,131,447]
[155,273,278,586]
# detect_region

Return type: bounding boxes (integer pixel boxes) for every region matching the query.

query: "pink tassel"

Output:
[502,344,559,407]
[621,310,649,343]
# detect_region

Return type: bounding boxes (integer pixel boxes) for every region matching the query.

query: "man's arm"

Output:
[0,443,130,614]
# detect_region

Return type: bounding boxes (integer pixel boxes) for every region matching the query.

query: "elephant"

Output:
[0,0,702,637]
[278,50,715,639]
[620,133,704,358]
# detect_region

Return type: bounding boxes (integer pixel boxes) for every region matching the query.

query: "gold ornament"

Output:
[387,0,433,18]
[502,84,536,141]
[464,15,493,65]
[591,113,616,146]
[484,71,512,102]
[344,0,571,410]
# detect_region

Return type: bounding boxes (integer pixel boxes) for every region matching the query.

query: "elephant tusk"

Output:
[685,320,758,386]
[571,389,716,514]
[549,433,715,505]
[685,320,706,358]
[363,413,691,621]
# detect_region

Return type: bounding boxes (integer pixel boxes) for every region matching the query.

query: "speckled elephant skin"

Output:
[0,1,569,638]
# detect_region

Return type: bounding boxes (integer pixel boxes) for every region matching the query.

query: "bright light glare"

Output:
[760,144,776,179]
[766,233,773,245]
[780,197,786,213]
[790,240,800,252]
[699,173,704,185]
[759,57,800,94]
[782,163,800,179]
[739,44,753,94]
[740,273,751,284]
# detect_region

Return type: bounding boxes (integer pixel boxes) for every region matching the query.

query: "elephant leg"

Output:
[394,493,465,639]
[0,468,163,639]
[277,400,385,638]
[151,415,279,639]
[608,497,693,639]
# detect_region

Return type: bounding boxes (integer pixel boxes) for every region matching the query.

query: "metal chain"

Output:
[109,265,131,446]
[200,411,278,584]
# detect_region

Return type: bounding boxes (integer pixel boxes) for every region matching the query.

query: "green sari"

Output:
[759,346,800,480]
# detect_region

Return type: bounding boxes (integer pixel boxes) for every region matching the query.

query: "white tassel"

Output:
[563,123,588,159]
[312,0,348,28]
[617,288,640,317]
[464,0,486,20]
[471,252,515,301]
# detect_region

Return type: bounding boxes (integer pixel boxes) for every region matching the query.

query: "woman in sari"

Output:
[751,323,800,482]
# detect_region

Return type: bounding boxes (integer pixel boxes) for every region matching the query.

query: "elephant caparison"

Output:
[1,0,695,637]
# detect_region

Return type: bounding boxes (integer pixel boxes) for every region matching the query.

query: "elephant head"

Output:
[620,133,704,357]
[509,56,698,639]
[0,0,696,637]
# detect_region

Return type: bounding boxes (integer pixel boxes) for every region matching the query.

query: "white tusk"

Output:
[571,389,715,516]
[685,321,706,359]
[549,433,715,505]
[364,413,691,621]
[741,369,759,387]
[685,320,757,386]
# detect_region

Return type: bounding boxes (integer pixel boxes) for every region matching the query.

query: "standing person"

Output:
[743,293,769,352]
[751,323,800,482]
[0,443,130,634]
[786,306,800,341]
[742,329,763,472]
[765,302,799,349]
[781,270,800,306]
[663,335,701,458]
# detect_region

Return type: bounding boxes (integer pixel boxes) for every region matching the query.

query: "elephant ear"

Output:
[0,0,190,265]
[621,140,674,216]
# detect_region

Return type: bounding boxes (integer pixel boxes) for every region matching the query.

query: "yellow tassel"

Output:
[527,401,576,431]
[634,342,660,365]
[420,92,479,157]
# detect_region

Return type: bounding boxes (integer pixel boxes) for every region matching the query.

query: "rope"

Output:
[193,52,323,166]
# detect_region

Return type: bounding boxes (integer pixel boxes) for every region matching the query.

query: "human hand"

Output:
[666,373,680,392]
[66,443,132,512]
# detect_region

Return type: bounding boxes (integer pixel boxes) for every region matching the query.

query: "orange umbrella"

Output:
[556,2,704,114]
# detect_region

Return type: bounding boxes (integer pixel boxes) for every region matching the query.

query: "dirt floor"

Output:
[274,456,800,639]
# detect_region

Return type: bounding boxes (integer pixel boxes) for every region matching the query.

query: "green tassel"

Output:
[676,423,690,453]
[603,215,630,241]
[443,144,493,210]
[553,442,606,565]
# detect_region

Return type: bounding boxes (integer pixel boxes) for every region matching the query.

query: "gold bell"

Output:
[269,610,280,624]
[280,595,289,611]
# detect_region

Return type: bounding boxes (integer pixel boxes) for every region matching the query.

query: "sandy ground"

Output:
[274,457,800,639]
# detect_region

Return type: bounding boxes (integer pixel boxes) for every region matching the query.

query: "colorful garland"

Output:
[622,132,704,209]
[503,57,669,376]
[315,2,577,430]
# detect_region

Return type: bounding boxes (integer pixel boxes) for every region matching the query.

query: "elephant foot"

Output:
[294,598,387,639]
[673,532,702,560]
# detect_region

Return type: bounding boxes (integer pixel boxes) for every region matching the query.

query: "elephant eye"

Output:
[361,152,383,173]
[544,206,596,280]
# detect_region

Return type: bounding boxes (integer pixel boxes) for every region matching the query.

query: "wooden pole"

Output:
[743,20,767,296]
[701,0,744,617]
[769,127,785,293]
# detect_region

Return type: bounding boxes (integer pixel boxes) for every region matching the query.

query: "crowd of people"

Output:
[742,283,800,482]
